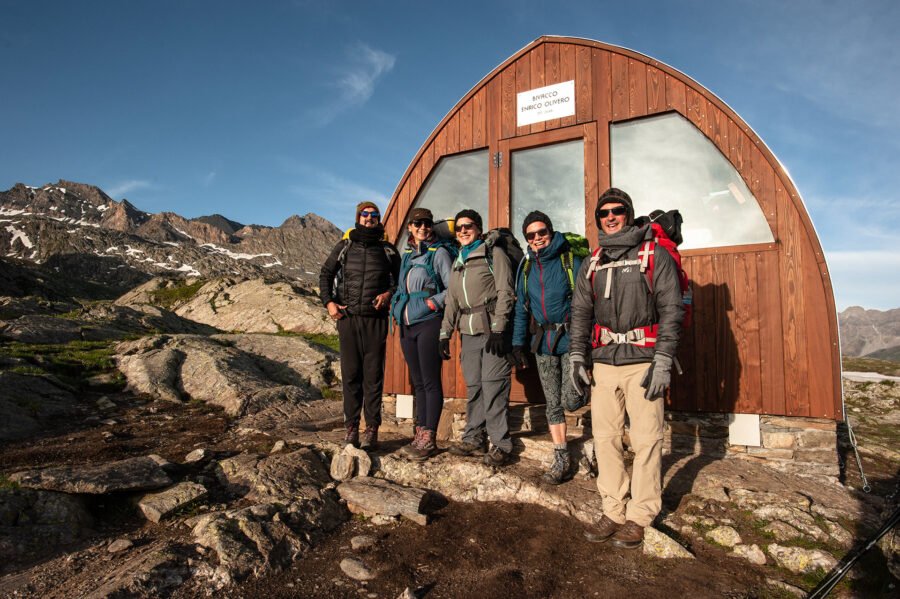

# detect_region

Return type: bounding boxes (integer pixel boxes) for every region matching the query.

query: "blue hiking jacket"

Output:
[512,231,583,355]
[390,237,454,327]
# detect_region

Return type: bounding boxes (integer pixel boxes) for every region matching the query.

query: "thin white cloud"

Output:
[203,171,217,187]
[285,163,387,226]
[307,43,396,126]
[106,179,152,198]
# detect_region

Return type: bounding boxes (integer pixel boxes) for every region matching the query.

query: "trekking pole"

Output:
[844,414,871,493]
[806,503,900,598]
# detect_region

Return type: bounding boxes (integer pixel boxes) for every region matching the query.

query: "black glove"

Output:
[485,332,505,356]
[640,353,673,400]
[569,352,592,397]
[439,338,451,361]
[507,346,528,369]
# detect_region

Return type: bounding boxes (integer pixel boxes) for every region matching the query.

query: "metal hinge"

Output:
[492,151,502,168]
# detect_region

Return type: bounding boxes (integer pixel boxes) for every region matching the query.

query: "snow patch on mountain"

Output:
[5,225,33,249]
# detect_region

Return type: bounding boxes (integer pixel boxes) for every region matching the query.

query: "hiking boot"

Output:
[448,440,486,457]
[611,520,645,549]
[360,427,378,451]
[542,448,571,485]
[482,446,510,467]
[409,429,437,462]
[344,423,360,448]
[583,515,622,543]
[399,426,423,458]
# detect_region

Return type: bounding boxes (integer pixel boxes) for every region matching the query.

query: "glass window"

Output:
[511,139,585,245]
[405,150,489,243]
[611,112,774,249]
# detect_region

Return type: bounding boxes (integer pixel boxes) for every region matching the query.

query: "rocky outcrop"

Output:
[138,482,208,523]
[190,449,346,587]
[839,306,900,357]
[9,455,173,494]
[115,334,338,417]
[0,372,78,441]
[172,278,334,335]
[0,488,92,562]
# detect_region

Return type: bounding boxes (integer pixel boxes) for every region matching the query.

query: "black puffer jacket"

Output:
[568,224,683,364]
[319,226,400,318]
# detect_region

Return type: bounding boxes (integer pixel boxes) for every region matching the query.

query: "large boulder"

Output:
[172,278,335,335]
[0,371,78,441]
[115,334,338,418]
[0,488,92,563]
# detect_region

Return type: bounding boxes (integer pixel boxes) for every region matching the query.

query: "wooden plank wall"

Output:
[382,38,841,420]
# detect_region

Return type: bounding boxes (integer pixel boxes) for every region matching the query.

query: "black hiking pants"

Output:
[337,314,388,428]
[399,317,444,432]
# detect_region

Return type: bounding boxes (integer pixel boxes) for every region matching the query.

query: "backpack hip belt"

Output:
[591,324,658,348]
[530,321,568,354]
[460,298,497,333]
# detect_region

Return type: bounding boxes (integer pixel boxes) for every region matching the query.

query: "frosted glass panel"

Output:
[611,113,774,249]
[410,150,489,227]
[511,139,585,245]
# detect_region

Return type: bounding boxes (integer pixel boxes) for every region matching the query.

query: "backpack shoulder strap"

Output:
[560,251,575,292]
[638,239,656,293]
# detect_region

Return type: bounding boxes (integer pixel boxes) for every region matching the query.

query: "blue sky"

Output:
[1,0,898,310]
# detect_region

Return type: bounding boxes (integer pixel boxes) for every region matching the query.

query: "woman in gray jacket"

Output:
[391,207,454,460]
[440,209,516,467]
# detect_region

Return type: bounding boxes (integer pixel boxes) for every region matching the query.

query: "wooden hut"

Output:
[381,36,842,447]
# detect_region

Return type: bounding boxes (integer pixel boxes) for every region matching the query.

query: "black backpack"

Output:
[634,209,684,246]
[483,227,525,273]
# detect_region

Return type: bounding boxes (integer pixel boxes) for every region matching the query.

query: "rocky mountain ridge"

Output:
[839,306,900,359]
[0,180,341,290]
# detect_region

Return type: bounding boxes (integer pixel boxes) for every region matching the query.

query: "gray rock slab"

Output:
[139,482,208,523]
[706,525,742,548]
[732,543,766,565]
[184,448,209,463]
[216,448,333,504]
[643,527,694,559]
[330,444,373,481]
[340,557,375,581]
[10,455,173,494]
[767,543,838,574]
[0,488,92,563]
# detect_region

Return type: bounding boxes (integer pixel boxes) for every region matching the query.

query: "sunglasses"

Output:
[597,206,627,218]
[456,222,477,232]
[359,210,380,219]
[409,219,433,228]
[525,227,550,241]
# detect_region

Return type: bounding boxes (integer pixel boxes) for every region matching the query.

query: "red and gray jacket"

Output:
[568,225,683,365]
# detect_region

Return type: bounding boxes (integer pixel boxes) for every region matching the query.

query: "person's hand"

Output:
[439,338,451,361]
[507,346,528,369]
[372,291,392,311]
[485,332,505,356]
[569,353,592,397]
[641,353,673,400]
[327,301,347,320]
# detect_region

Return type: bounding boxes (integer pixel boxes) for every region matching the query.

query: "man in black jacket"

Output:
[568,188,684,550]
[319,201,400,450]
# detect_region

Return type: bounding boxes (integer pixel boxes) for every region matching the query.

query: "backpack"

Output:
[587,210,692,349]
[483,227,525,273]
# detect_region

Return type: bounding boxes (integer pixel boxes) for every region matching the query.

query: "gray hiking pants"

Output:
[460,333,512,453]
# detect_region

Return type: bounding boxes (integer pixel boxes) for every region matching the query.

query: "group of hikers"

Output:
[319,187,685,549]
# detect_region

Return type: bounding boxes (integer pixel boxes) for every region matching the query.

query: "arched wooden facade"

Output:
[382,36,842,421]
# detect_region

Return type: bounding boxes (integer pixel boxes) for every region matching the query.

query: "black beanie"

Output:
[522,210,553,237]
[595,187,635,227]
[454,209,483,231]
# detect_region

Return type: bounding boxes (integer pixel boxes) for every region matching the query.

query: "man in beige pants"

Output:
[567,188,684,549]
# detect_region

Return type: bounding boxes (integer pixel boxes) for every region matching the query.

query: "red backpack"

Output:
[588,211,692,349]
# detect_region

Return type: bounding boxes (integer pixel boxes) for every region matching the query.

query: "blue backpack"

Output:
[390,238,458,326]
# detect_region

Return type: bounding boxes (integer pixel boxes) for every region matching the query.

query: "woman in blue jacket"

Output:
[511,211,585,484]
[391,207,454,461]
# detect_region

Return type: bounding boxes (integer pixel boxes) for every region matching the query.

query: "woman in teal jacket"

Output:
[511,211,585,484]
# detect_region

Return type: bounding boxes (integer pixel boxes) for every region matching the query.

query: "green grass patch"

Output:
[842,356,900,377]
[0,340,120,389]
[149,280,206,309]
[0,475,20,491]
[299,333,340,353]
[320,385,340,400]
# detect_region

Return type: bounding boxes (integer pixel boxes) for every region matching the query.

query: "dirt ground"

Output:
[1,385,898,598]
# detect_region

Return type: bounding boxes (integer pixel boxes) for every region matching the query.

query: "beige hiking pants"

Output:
[591,362,664,528]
